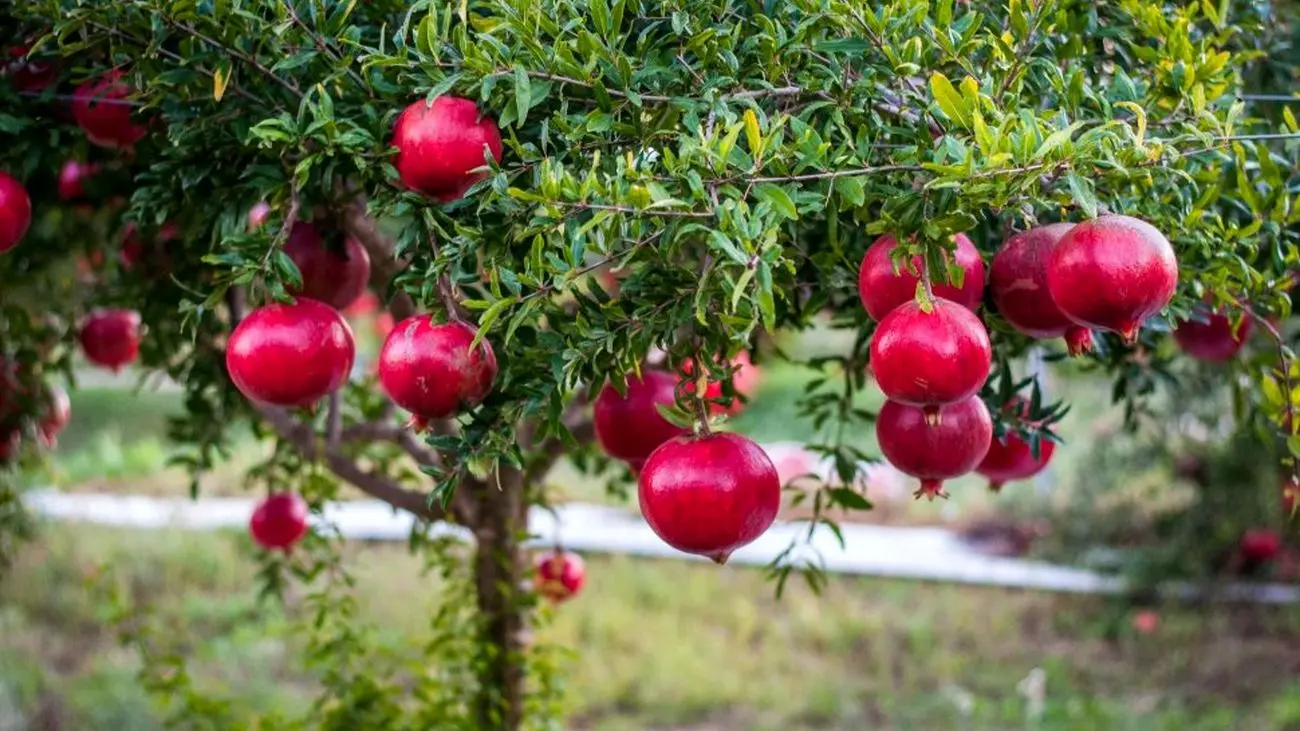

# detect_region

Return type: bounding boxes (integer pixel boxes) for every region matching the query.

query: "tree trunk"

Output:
[470,467,529,731]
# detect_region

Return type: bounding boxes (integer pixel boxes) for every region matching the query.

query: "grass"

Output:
[1,523,1298,730]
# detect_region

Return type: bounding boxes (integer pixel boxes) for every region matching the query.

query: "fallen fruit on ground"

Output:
[0,171,32,254]
[391,96,503,203]
[869,297,992,416]
[976,397,1056,491]
[858,233,986,321]
[1046,215,1178,344]
[876,396,993,500]
[71,71,148,149]
[283,221,372,311]
[535,550,586,603]
[638,431,780,564]
[226,298,356,407]
[78,309,142,372]
[989,222,1094,356]
[377,317,497,425]
[1173,307,1253,362]
[594,370,688,463]
[250,492,310,551]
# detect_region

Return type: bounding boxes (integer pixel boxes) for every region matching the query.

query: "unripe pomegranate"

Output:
[678,351,762,417]
[249,492,310,551]
[247,201,272,231]
[37,385,71,448]
[79,309,142,372]
[535,550,586,603]
[1239,528,1281,564]
[594,371,688,463]
[638,431,780,564]
[0,171,32,254]
[976,397,1055,492]
[377,317,497,424]
[876,396,993,500]
[990,223,1094,356]
[869,298,992,416]
[58,160,100,201]
[1046,215,1178,344]
[227,298,355,407]
[857,233,985,321]
[392,96,503,202]
[71,71,148,149]
[6,44,58,92]
[1173,308,1252,362]
[281,222,371,311]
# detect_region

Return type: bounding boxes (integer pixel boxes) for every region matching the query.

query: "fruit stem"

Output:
[692,391,713,436]
[919,255,936,306]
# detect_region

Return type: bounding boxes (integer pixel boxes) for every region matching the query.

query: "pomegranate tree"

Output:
[78,309,142,372]
[857,233,986,321]
[876,396,993,499]
[534,550,586,603]
[990,223,1094,356]
[0,171,31,254]
[249,492,310,551]
[391,96,504,202]
[869,297,992,417]
[226,298,356,407]
[377,317,497,425]
[282,222,372,311]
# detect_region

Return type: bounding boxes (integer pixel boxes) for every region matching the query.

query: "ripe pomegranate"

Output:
[1131,610,1160,635]
[1046,215,1178,344]
[58,160,100,201]
[638,431,780,564]
[392,96,503,202]
[990,223,1094,356]
[377,317,497,424]
[857,233,985,321]
[247,201,272,231]
[282,222,371,310]
[594,370,688,463]
[249,492,310,551]
[678,351,762,417]
[6,44,58,92]
[0,171,32,254]
[226,298,356,407]
[876,396,993,500]
[535,550,586,603]
[1239,528,1282,564]
[37,385,71,448]
[79,309,142,372]
[1173,307,1252,362]
[71,71,148,149]
[976,397,1056,491]
[869,298,992,417]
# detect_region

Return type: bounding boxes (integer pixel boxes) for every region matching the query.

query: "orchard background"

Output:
[2,0,1300,729]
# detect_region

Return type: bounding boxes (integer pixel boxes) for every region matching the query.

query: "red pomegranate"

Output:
[876,396,993,500]
[990,223,1094,356]
[281,222,371,311]
[857,233,986,321]
[392,96,503,202]
[6,44,58,92]
[247,201,272,231]
[535,550,586,603]
[37,385,71,448]
[377,317,497,424]
[976,397,1056,492]
[0,172,31,254]
[678,351,762,417]
[79,309,142,372]
[249,492,310,551]
[1131,610,1160,635]
[1173,307,1252,362]
[638,431,780,564]
[869,298,992,416]
[1239,528,1282,563]
[226,298,356,407]
[594,370,688,463]
[1046,215,1178,344]
[71,71,148,149]
[58,160,100,201]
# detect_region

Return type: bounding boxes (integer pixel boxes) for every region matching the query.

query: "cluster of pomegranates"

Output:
[861,215,1181,498]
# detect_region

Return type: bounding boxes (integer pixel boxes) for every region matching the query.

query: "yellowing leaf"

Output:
[213,65,229,102]
[1116,101,1146,148]
[1283,106,1298,133]
[929,71,970,129]
[743,109,762,159]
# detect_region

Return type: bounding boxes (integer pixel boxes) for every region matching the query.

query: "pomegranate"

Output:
[1173,307,1252,362]
[37,385,71,448]
[638,431,780,564]
[869,297,992,416]
[535,550,586,603]
[990,223,1094,356]
[875,396,993,500]
[78,309,142,372]
[247,201,272,231]
[1239,528,1281,564]
[282,222,371,310]
[1131,610,1160,635]
[6,44,57,92]
[857,233,985,321]
[976,397,1056,492]
[1046,215,1178,344]
[392,96,503,202]
[377,317,497,424]
[226,298,355,407]
[71,71,148,149]
[58,160,100,201]
[678,351,763,417]
[0,171,31,254]
[594,370,688,463]
[249,492,310,551]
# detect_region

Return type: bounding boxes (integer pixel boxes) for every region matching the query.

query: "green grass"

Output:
[2,523,1299,731]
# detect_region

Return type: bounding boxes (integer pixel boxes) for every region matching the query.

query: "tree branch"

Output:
[336,199,417,321]
[523,390,596,486]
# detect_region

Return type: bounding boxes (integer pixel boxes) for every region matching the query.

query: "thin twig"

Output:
[161,16,304,99]
[281,0,370,93]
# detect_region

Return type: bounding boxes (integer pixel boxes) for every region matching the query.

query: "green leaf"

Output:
[929,71,970,129]
[1066,172,1098,219]
[472,299,513,345]
[708,230,748,265]
[828,487,872,511]
[754,183,798,220]
[513,65,532,124]
[833,176,865,207]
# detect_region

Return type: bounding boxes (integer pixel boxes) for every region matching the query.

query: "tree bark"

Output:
[470,466,530,731]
